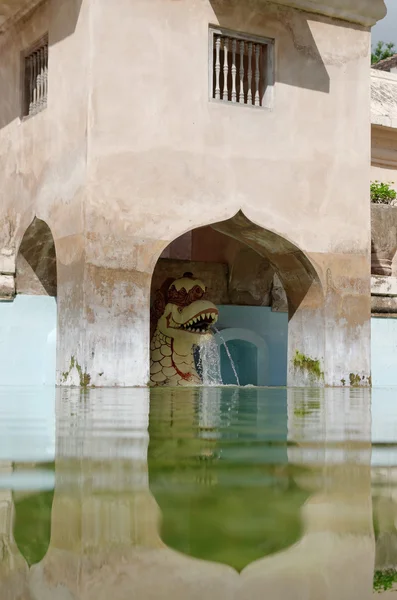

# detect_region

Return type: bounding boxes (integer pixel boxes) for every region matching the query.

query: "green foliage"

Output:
[371,181,397,205]
[371,41,396,65]
[374,569,397,593]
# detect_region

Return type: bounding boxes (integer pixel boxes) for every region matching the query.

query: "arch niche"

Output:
[150,211,325,388]
[11,217,58,386]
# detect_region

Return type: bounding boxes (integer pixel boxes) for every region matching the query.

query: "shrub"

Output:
[371,181,397,205]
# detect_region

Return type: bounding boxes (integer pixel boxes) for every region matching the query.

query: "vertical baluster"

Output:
[239,40,245,103]
[39,49,44,108]
[254,44,261,106]
[43,45,48,105]
[231,39,237,102]
[41,47,45,106]
[28,55,34,115]
[215,36,221,100]
[222,37,229,101]
[37,52,42,108]
[247,42,253,105]
[32,52,37,113]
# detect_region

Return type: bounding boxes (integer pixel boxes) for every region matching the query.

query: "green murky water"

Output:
[1,386,397,598]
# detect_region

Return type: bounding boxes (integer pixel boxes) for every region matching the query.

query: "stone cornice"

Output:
[0,0,45,34]
[269,0,386,27]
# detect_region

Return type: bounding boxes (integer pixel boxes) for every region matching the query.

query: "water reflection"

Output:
[0,386,390,598]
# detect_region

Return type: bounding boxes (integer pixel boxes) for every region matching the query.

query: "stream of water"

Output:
[212,326,241,386]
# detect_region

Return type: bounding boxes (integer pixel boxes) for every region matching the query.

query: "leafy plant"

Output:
[371,181,397,205]
[374,569,397,593]
[371,41,396,65]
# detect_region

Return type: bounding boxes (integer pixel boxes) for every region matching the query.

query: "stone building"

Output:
[370,63,397,385]
[0,0,388,387]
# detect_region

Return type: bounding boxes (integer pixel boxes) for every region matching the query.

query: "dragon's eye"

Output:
[178,307,183,313]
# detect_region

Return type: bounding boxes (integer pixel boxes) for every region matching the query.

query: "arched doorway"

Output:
[0,218,58,386]
[149,211,323,387]
[213,328,270,386]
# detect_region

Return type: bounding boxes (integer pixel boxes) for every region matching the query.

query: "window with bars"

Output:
[209,27,274,109]
[22,35,48,118]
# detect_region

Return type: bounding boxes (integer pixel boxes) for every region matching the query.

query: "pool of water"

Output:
[0,386,396,598]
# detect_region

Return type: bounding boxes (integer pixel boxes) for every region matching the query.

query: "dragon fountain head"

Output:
[150,273,219,386]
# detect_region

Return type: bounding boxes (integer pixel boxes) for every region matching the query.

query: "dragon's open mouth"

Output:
[179,310,218,333]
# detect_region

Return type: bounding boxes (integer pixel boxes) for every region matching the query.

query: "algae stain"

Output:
[294,399,321,418]
[293,351,324,381]
[61,355,91,388]
[348,373,372,388]
[349,373,361,387]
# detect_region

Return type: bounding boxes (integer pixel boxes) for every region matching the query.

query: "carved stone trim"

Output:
[0,273,15,301]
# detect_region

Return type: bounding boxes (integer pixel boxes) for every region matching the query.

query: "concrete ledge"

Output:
[372,276,397,297]
[0,273,15,300]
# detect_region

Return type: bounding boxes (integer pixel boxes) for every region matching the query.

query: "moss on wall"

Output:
[61,356,91,387]
[293,351,324,381]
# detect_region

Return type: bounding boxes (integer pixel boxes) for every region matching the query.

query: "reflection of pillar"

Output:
[29,389,236,600]
[240,389,374,600]
[0,464,29,600]
[371,389,397,572]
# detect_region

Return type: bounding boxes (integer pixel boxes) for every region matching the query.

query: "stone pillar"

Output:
[288,252,371,388]
[56,236,161,387]
[323,254,371,387]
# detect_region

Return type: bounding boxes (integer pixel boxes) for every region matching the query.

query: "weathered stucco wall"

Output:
[0,0,384,387]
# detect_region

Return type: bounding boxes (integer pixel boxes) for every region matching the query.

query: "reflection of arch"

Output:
[16,217,57,296]
[214,328,269,386]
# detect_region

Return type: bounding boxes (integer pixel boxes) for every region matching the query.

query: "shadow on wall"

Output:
[0,0,83,130]
[209,0,332,94]
[16,217,57,296]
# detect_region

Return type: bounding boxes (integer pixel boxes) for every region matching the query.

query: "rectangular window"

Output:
[22,35,48,118]
[209,27,274,109]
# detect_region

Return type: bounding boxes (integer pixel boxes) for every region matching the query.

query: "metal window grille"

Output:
[209,27,274,108]
[23,35,48,118]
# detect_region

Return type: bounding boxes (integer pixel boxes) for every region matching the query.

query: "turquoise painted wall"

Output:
[0,295,57,386]
[216,306,288,387]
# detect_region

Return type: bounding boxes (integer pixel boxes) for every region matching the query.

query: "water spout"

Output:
[197,334,223,386]
[212,326,240,386]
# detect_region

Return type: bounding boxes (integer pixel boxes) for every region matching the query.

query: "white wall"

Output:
[371,317,397,387]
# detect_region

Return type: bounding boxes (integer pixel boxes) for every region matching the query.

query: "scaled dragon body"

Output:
[150,273,219,386]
